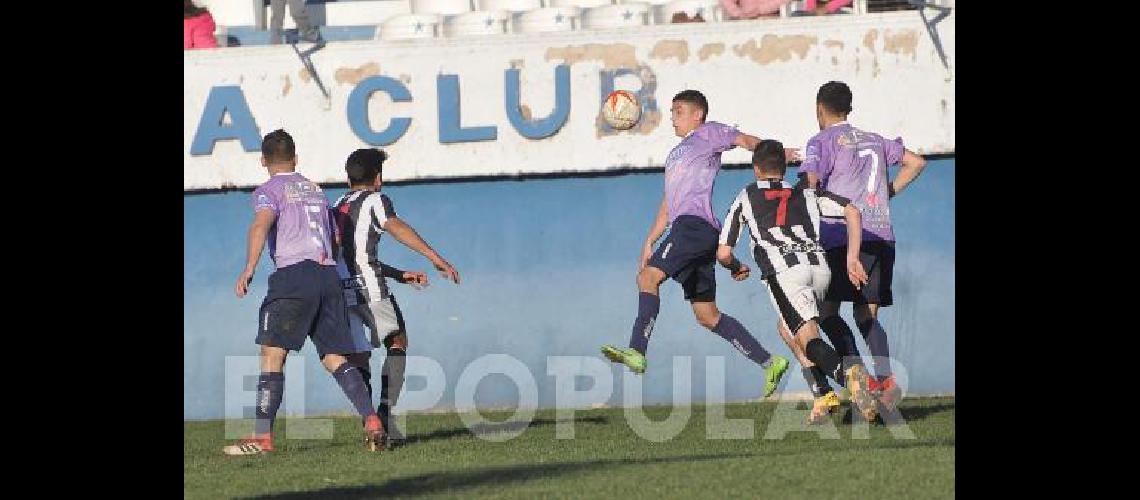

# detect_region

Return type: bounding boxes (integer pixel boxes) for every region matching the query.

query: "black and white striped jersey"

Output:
[332,190,397,300]
[719,180,850,278]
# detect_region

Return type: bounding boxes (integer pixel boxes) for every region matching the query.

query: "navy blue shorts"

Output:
[824,241,896,306]
[256,260,356,357]
[647,215,718,302]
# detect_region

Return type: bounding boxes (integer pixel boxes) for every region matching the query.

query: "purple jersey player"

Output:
[797,81,927,414]
[225,130,387,456]
[600,90,800,399]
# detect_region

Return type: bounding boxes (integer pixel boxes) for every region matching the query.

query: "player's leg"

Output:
[692,276,787,398]
[601,240,670,373]
[224,264,311,456]
[313,264,385,450]
[378,295,408,443]
[229,345,287,454]
[768,265,876,420]
[777,319,834,406]
[820,246,867,378]
[850,241,898,407]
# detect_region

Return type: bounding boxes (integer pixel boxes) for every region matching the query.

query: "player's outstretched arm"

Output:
[716,244,750,281]
[640,196,670,270]
[383,217,460,284]
[236,209,276,298]
[380,262,428,287]
[842,204,869,288]
[889,149,927,198]
[733,132,800,160]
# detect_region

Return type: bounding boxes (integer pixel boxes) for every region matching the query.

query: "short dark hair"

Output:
[672,90,708,121]
[261,129,296,164]
[752,139,786,176]
[345,148,388,185]
[816,81,852,115]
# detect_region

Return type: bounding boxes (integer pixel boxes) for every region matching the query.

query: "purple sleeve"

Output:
[704,122,740,153]
[883,135,905,166]
[252,186,277,213]
[799,136,830,180]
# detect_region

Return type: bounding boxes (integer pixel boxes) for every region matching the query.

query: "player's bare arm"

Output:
[236,209,276,298]
[715,244,750,281]
[640,196,669,270]
[842,203,869,288]
[889,149,927,198]
[383,216,460,284]
[734,133,800,160]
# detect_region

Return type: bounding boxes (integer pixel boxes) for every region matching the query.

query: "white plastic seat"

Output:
[515,6,581,32]
[377,13,443,40]
[410,0,474,16]
[444,10,511,36]
[549,0,613,9]
[478,0,543,13]
[581,3,651,29]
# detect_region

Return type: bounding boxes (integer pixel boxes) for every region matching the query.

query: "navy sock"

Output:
[820,316,863,377]
[332,363,377,419]
[857,318,892,382]
[359,366,373,399]
[628,292,660,355]
[712,314,771,366]
[254,372,284,435]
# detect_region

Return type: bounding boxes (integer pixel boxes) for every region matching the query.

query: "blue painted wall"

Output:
[184,160,954,419]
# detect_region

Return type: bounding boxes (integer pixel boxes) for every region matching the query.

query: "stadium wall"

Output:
[184,161,954,419]
[184,11,954,190]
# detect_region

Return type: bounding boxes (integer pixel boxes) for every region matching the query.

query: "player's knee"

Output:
[696,310,721,330]
[635,268,654,289]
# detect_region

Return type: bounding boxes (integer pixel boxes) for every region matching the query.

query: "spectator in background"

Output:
[184,0,218,49]
[671,11,707,23]
[270,0,325,45]
[719,0,791,20]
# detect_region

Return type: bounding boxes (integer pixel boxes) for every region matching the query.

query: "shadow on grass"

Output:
[402,415,611,445]
[247,452,750,499]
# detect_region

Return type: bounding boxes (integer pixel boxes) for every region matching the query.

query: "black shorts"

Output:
[647,215,718,302]
[256,260,356,357]
[824,241,895,306]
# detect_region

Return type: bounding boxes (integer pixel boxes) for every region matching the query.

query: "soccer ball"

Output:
[601,90,641,130]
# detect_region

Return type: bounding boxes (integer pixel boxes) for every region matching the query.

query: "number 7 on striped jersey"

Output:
[764,189,792,226]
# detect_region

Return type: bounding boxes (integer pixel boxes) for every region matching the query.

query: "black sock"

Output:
[379,348,407,432]
[802,366,832,397]
[804,338,843,384]
[254,372,284,435]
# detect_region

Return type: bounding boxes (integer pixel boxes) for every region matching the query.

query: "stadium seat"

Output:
[581,3,651,29]
[377,13,443,39]
[549,0,613,9]
[478,0,543,13]
[411,0,474,16]
[515,6,581,32]
[444,10,511,36]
